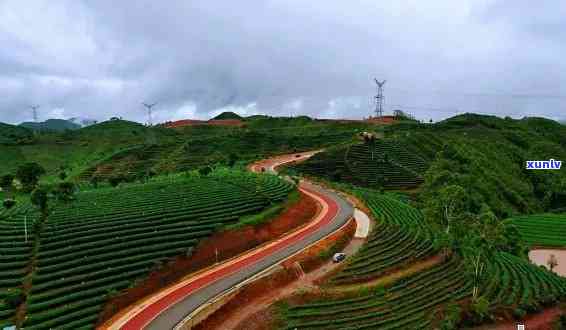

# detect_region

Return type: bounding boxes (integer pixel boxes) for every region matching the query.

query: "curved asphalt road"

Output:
[110,153,354,330]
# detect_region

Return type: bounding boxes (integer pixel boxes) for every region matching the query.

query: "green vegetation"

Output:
[284,258,471,330]
[283,252,566,329]
[0,170,294,329]
[330,189,435,284]
[291,139,427,189]
[2,113,566,328]
[0,123,33,145]
[0,117,372,183]
[510,214,566,247]
[280,114,566,327]
[225,190,300,230]
[481,252,566,316]
[292,114,566,217]
[20,119,81,132]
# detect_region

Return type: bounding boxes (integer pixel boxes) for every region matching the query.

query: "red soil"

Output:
[96,191,317,326]
[474,307,564,330]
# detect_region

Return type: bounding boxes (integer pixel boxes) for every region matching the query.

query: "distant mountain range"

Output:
[19,118,97,131]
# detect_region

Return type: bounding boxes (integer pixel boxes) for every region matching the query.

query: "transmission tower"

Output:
[29,105,40,122]
[373,79,386,118]
[142,102,157,126]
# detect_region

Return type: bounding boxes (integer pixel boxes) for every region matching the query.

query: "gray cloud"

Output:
[1,0,565,124]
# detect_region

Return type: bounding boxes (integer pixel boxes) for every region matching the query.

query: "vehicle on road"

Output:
[333,253,346,263]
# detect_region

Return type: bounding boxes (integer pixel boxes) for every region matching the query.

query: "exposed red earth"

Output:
[101,151,353,330]
[473,306,564,330]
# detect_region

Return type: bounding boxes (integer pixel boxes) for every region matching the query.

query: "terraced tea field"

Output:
[284,252,566,329]
[0,204,35,329]
[509,214,566,247]
[282,188,566,329]
[285,258,471,330]
[0,172,294,329]
[483,252,566,309]
[330,189,434,284]
[291,140,429,189]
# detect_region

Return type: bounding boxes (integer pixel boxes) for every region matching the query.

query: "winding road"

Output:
[103,152,354,330]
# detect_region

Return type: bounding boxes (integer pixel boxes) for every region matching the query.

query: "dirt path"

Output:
[471,307,563,330]
[326,254,443,294]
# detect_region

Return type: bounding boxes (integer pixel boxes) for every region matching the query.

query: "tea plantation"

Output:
[284,253,566,329]
[509,214,566,247]
[0,171,294,329]
[330,189,435,284]
[291,140,428,189]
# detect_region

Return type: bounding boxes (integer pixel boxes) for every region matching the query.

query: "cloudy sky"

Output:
[1,0,565,124]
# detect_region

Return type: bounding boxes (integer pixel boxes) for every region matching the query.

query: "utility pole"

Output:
[142,102,157,126]
[29,105,40,122]
[373,79,386,118]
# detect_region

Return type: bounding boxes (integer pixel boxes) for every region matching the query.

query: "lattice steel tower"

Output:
[142,102,157,126]
[373,79,386,118]
[29,105,40,122]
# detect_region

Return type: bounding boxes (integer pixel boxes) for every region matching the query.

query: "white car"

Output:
[332,253,346,263]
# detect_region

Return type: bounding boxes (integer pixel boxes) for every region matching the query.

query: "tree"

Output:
[16,162,46,192]
[198,166,212,176]
[59,171,67,181]
[0,174,14,193]
[55,182,75,201]
[2,198,16,210]
[547,254,558,272]
[227,153,239,167]
[30,187,49,214]
[424,184,467,234]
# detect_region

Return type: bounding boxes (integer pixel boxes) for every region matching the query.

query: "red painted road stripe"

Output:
[121,185,340,330]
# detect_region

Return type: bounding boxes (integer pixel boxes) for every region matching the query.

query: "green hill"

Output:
[0,170,295,329]
[291,140,428,189]
[0,119,180,180]
[20,119,81,132]
[291,114,566,218]
[0,123,33,145]
[212,111,243,120]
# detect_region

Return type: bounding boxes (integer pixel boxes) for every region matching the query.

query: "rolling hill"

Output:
[0,123,33,145]
[290,114,566,218]
[0,170,295,329]
[20,119,81,132]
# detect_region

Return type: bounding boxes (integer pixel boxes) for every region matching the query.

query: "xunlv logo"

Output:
[526,159,562,170]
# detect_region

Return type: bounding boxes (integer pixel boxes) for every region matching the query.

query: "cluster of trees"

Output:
[1,162,77,214]
[421,175,528,324]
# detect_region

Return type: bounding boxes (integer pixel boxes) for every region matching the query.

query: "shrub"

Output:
[55,182,76,201]
[2,198,16,209]
[5,289,24,309]
[513,307,526,320]
[198,166,212,176]
[469,297,491,324]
